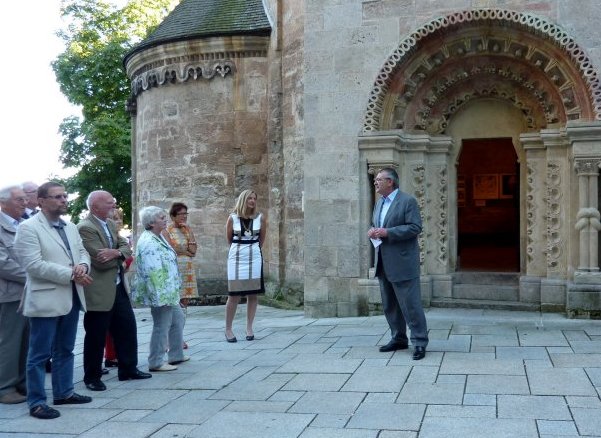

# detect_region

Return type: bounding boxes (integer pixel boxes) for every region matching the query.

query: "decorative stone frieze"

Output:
[364,9,601,133]
[130,60,236,98]
[394,55,570,133]
[546,161,563,274]
[434,165,448,268]
[410,163,426,270]
[526,161,537,266]
[125,36,270,102]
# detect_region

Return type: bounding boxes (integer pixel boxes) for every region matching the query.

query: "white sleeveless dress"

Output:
[227,213,264,295]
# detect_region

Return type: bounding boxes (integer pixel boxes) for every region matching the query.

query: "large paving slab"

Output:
[3,305,601,437]
[419,417,539,437]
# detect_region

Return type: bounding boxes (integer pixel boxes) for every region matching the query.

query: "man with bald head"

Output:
[77,190,150,391]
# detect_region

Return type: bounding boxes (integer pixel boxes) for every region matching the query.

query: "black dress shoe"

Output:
[379,340,409,352]
[412,346,426,360]
[30,404,60,419]
[118,369,152,381]
[85,380,106,391]
[101,368,109,375]
[104,359,118,368]
[53,392,92,405]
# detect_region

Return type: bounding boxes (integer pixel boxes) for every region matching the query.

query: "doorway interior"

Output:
[457,138,520,272]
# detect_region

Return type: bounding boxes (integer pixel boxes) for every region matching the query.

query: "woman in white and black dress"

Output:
[224,190,266,343]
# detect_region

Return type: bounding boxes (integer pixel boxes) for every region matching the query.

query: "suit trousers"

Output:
[83,282,138,382]
[378,268,428,348]
[0,300,28,396]
[27,287,81,408]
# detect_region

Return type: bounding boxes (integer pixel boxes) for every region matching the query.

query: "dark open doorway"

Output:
[457,138,519,272]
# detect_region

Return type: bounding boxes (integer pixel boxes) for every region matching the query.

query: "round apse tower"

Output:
[124,0,272,294]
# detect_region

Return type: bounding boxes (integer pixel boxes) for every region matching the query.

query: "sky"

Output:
[0,1,81,189]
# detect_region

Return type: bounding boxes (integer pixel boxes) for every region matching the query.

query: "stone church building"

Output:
[125,0,601,318]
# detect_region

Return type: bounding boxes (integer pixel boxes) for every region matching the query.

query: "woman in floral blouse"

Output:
[133,206,189,372]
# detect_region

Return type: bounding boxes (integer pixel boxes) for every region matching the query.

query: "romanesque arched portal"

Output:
[358,9,601,316]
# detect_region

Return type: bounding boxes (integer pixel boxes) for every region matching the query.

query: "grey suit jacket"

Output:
[372,190,422,282]
[78,215,132,311]
[14,212,90,317]
[0,214,26,303]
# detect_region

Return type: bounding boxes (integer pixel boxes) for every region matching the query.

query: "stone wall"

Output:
[263,0,306,305]
[129,39,270,296]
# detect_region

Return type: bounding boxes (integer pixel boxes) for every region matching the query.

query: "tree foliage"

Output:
[53,0,178,223]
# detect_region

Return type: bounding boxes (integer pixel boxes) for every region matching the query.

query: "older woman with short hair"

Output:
[132,206,188,372]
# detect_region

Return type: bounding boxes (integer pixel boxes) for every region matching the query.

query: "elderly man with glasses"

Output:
[14,182,94,419]
[21,181,39,219]
[77,190,151,391]
[368,168,429,360]
[0,185,28,404]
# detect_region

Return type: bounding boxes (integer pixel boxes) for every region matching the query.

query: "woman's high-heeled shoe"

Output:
[246,335,255,341]
[225,332,237,343]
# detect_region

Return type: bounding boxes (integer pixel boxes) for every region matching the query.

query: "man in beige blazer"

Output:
[14,182,93,419]
[78,190,150,391]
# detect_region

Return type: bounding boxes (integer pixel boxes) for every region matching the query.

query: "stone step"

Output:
[454,271,519,286]
[430,297,540,312]
[453,284,518,301]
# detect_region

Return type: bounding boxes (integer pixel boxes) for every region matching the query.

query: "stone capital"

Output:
[574,159,601,176]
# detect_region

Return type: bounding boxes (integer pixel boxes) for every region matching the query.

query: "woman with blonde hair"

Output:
[224,190,266,342]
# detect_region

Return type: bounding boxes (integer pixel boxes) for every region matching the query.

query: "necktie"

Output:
[53,224,74,263]
[103,223,114,248]
[103,222,121,284]
[378,197,387,227]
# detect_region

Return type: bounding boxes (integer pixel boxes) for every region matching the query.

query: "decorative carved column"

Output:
[565,122,601,317]
[574,160,601,272]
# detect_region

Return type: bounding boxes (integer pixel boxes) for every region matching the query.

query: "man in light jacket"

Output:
[14,182,93,419]
[0,185,28,404]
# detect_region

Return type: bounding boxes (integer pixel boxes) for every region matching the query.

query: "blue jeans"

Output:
[26,289,81,409]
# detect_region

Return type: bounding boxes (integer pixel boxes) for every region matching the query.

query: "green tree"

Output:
[53,0,177,223]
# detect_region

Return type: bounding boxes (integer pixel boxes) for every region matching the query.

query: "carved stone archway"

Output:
[363,9,601,134]
[359,9,601,316]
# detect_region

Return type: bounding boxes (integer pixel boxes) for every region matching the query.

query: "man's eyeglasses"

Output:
[43,194,69,200]
[374,177,391,182]
[176,213,189,217]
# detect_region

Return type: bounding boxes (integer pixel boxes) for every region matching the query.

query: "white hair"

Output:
[86,191,101,210]
[139,206,165,230]
[0,185,22,202]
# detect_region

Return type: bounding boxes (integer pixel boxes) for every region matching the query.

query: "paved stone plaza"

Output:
[2,305,601,437]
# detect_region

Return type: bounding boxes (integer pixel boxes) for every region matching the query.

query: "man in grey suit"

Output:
[14,182,94,419]
[368,168,428,360]
[0,185,28,404]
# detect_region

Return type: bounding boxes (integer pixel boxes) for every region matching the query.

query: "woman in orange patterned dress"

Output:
[162,202,198,349]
